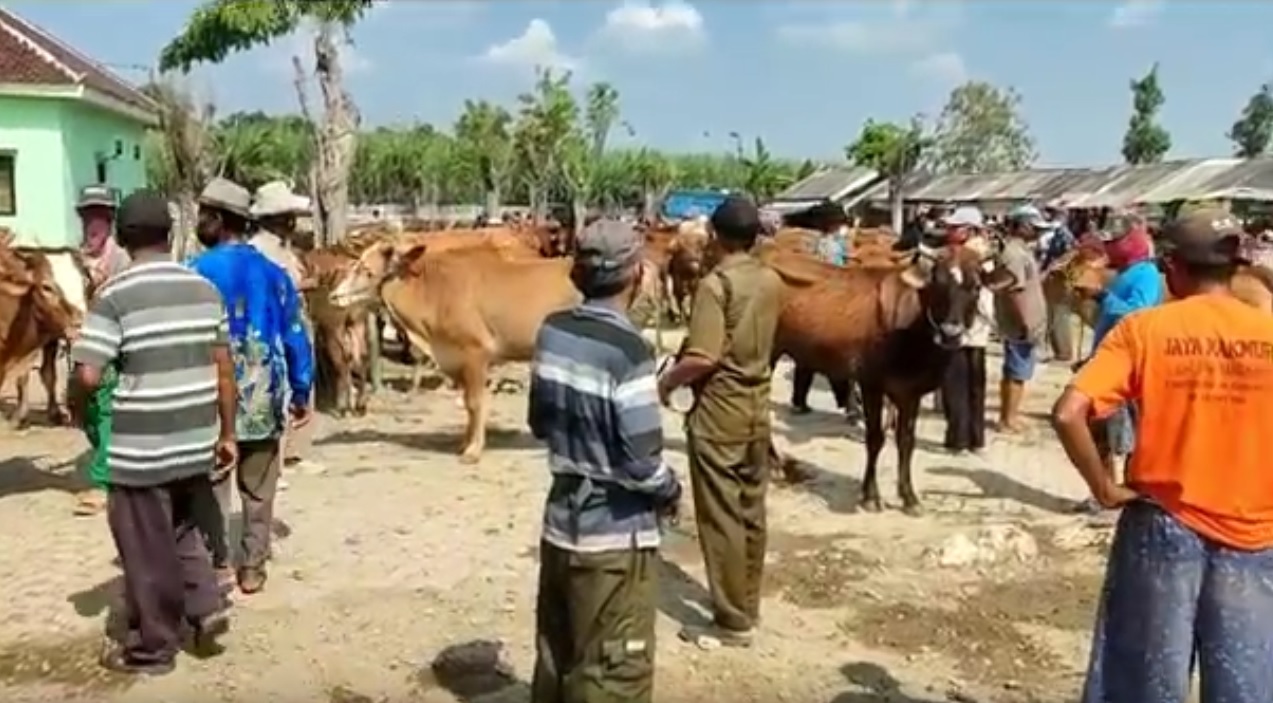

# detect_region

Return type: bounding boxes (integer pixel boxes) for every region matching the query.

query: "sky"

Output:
[8,0,1273,168]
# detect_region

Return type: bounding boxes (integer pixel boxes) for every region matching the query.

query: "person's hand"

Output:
[289,402,312,429]
[660,495,682,528]
[1092,480,1139,510]
[212,436,238,481]
[1070,358,1087,374]
[657,378,674,408]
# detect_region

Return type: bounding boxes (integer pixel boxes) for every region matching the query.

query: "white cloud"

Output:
[911,52,967,84]
[481,19,580,72]
[598,1,706,53]
[1109,0,1163,29]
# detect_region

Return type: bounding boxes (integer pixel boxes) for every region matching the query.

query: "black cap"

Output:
[710,195,762,241]
[116,190,173,233]
[1161,209,1245,266]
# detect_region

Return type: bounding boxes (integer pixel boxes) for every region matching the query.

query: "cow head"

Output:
[0,252,82,338]
[899,243,1015,348]
[330,240,396,308]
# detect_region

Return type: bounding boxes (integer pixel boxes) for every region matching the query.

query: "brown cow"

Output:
[770,243,1015,513]
[301,248,375,417]
[329,241,581,462]
[8,248,91,427]
[0,245,82,419]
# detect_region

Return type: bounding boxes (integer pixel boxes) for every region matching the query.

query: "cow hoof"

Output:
[860,497,883,513]
[353,406,368,417]
[49,411,70,427]
[334,409,348,419]
[459,452,481,465]
[901,503,924,517]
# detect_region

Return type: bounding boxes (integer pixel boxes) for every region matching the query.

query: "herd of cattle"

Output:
[3,219,1273,514]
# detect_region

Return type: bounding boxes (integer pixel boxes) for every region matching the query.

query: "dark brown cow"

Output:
[302,248,374,417]
[770,243,1014,513]
[8,248,91,427]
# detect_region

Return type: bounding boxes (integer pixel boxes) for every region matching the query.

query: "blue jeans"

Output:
[1082,501,1273,703]
[1001,340,1036,382]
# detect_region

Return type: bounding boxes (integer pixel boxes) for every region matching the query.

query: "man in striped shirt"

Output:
[69,191,238,675]
[527,219,682,703]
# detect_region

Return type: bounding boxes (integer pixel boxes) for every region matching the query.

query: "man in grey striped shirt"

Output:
[528,219,682,703]
[69,191,238,676]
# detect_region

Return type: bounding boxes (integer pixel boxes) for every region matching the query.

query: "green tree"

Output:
[560,82,621,237]
[158,0,375,245]
[929,81,1036,174]
[846,117,929,232]
[1228,83,1273,159]
[454,100,515,218]
[515,69,579,222]
[1122,63,1172,165]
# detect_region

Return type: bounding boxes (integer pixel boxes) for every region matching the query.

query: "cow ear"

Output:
[980,259,1017,291]
[0,278,28,297]
[398,243,428,268]
[900,263,928,289]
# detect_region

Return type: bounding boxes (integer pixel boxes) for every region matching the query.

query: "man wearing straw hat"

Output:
[249,181,315,474]
[189,177,314,595]
[72,184,130,516]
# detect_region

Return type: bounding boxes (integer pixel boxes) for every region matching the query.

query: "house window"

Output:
[0,152,14,216]
[95,160,108,184]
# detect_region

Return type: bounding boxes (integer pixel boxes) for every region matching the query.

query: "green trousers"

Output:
[82,366,117,489]
[686,431,770,633]
[531,541,657,703]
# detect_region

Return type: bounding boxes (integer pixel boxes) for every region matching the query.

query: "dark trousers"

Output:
[531,541,656,703]
[207,439,282,570]
[107,475,224,664]
[790,365,854,413]
[687,432,769,632]
[940,347,987,451]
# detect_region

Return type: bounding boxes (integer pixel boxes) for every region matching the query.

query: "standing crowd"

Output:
[56,180,1273,703]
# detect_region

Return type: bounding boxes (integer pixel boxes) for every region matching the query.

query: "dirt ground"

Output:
[0,339,1117,703]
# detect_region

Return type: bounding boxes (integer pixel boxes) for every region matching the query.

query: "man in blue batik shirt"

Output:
[189,177,314,595]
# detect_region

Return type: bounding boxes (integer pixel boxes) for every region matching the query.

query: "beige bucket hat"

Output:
[198,177,252,219]
[251,180,311,218]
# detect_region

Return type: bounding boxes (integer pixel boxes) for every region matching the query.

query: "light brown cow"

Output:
[8,248,91,427]
[0,241,82,420]
[329,241,581,462]
[302,248,376,417]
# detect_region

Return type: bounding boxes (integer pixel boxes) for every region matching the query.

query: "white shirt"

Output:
[962,288,995,348]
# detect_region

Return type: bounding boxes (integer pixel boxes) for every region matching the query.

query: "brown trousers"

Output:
[208,439,282,570]
[531,541,657,703]
[107,475,224,664]
[686,431,770,632]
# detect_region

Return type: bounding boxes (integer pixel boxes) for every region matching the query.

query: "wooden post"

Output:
[367,309,383,393]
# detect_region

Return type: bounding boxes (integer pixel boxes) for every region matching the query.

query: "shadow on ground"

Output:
[926,466,1074,514]
[0,456,83,500]
[829,661,949,702]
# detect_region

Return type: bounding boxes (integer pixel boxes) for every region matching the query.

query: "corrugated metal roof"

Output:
[1134,158,1244,204]
[1196,157,1273,193]
[774,166,880,202]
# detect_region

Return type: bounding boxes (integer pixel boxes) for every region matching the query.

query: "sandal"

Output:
[237,566,267,595]
[677,625,754,650]
[98,644,175,676]
[73,490,106,517]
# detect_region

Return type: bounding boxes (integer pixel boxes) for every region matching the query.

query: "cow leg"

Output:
[859,386,887,512]
[892,394,924,515]
[353,360,370,416]
[41,343,69,426]
[457,359,491,464]
[10,374,30,429]
[410,361,426,394]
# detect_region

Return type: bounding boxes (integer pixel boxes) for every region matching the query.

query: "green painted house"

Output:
[0,7,156,248]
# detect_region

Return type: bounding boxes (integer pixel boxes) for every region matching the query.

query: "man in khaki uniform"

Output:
[658,195,784,648]
[249,181,315,471]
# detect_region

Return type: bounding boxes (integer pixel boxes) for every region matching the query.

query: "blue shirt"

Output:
[190,242,314,441]
[1091,259,1165,349]
[1040,224,1077,270]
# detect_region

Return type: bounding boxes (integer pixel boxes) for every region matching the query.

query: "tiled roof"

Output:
[0,6,154,115]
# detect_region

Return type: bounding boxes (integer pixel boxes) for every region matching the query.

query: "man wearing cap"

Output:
[994,204,1051,432]
[249,181,315,472]
[189,177,314,595]
[790,200,858,421]
[72,184,131,516]
[68,190,236,674]
[939,206,994,453]
[1070,213,1163,515]
[527,219,681,703]
[658,195,785,649]
[1053,210,1273,703]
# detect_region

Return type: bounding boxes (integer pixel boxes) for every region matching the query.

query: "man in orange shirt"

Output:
[1052,209,1273,703]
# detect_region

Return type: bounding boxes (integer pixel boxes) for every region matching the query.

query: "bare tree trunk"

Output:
[315,23,358,247]
[174,192,198,261]
[293,56,326,246]
[484,185,501,221]
[888,178,904,234]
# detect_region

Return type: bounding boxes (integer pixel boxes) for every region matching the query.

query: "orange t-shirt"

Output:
[1073,293,1273,550]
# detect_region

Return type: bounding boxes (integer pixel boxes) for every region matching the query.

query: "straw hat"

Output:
[251,180,311,218]
[198,177,252,219]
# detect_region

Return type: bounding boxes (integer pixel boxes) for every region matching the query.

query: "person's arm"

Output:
[614,353,682,504]
[278,273,314,407]
[1051,320,1140,506]
[68,293,122,420]
[210,303,237,441]
[527,324,555,440]
[659,276,725,395]
[1098,266,1161,323]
